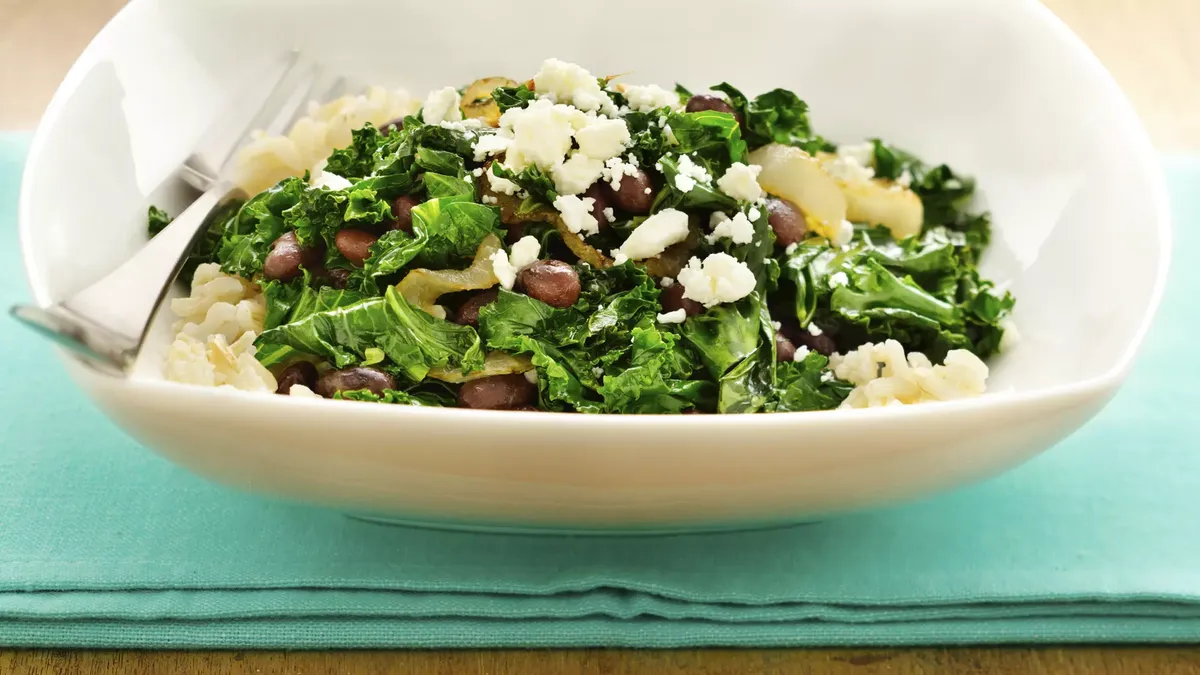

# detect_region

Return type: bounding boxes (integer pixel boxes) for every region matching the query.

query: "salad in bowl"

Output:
[157,58,1015,415]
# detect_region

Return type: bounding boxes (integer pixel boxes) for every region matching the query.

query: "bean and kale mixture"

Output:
[153,60,1014,413]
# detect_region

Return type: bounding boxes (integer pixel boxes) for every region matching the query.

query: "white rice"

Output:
[828,340,989,409]
[231,86,419,195]
[163,263,275,393]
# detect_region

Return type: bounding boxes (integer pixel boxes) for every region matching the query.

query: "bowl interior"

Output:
[21,0,1169,395]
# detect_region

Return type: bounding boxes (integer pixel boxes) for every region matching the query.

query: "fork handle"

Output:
[11,179,237,376]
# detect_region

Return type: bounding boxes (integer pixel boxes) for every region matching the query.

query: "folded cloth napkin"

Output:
[2,132,1199,648]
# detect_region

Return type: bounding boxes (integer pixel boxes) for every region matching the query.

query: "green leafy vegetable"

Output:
[766,351,853,412]
[147,205,172,236]
[710,83,828,152]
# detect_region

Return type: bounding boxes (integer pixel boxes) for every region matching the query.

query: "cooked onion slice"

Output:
[428,351,533,383]
[749,143,847,241]
[839,178,924,240]
[460,77,517,127]
[396,234,502,312]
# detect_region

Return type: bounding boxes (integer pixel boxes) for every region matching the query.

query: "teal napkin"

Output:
[2,132,1199,648]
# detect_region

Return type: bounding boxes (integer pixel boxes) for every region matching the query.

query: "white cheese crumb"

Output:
[675,253,757,307]
[660,277,675,288]
[896,169,913,188]
[552,153,605,195]
[644,187,652,194]
[509,235,541,271]
[472,131,513,162]
[663,124,678,146]
[620,83,681,112]
[656,308,688,324]
[481,194,499,205]
[600,155,640,190]
[592,366,605,378]
[610,251,629,265]
[421,86,463,125]
[705,211,755,245]
[792,346,811,362]
[807,323,824,336]
[770,320,782,331]
[574,117,631,161]
[523,369,538,384]
[672,154,712,193]
[602,207,616,223]
[532,58,615,114]
[486,164,520,195]
[553,194,600,237]
[615,208,690,260]
[463,175,473,182]
[490,250,518,290]
[748,206,761,221]
[785,242,798,255]
[499,99,587,172]
[820,371,835,383]
[716,162,764,202]
[310,171,352,191]
[830,219,855,247]
[828,271,850,288]
[472,167,484,177]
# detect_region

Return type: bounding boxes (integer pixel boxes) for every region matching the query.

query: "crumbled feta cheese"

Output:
[896,169,913,188]
[836,142,875,167]
[672,154,711,193]
[828,271,850,288]
[656,309,688,324]
[807,323,824,336]
[660,277,675,288]
[486,164,520,195]
[716,162,764,202]
[770,320,782,331]
[663,124,678,146]
[310,171,352,191]
[820,371,835,383]
[600,156,640,190]
[823,144,876,184]
[499,99,587,171]
[481,194,499,205]
[553,194,600,237]
[490,250,518,290]
[610,251,629,265]
[439,119,484,132]
[421,86,463,125]
[830,219,855,247]
[524,369,538,384]
[532,58,615,114]
[792,345,811,362]
[644,187,652,194]
[462,175,472,182]
[472,167,484,177]
[615,208,690,260]
[748,206,761,221]
[574,117,631,160]
[509,235,541,270]
[705,211,755,245]
[620,83,681,112]
[592,366,605,378]
[552,153,605,195]
[785,242,798,254]
[675,253,757,307]
[472,131,513,162]
[602,207,615,223]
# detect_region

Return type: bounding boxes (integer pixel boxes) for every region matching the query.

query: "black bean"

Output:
[766,197,808,247]
[334,229,378,266]
[782,322,839,357]
[685,94,736,116]
[274,361,318,395]
[314,366,396,398]
[457,374,536,410]
[455,289,499,327]
[378,117,405,135]
[775,334,798,363]
[610,169,654,215]
[583,181,613,229]
[325,268,351,289]
[518,260,581,308]
[660,284,704,317]
[263,231,319,281]
[390,195,420,233]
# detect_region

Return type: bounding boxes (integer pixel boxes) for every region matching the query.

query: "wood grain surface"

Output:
[1,0,1198,673]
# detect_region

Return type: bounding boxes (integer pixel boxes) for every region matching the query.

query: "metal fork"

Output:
[11,52,348,377]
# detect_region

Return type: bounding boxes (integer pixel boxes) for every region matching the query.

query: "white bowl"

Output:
[18,0,1170,532]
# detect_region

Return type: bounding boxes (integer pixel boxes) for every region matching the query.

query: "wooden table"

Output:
[2,1,1198,673]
